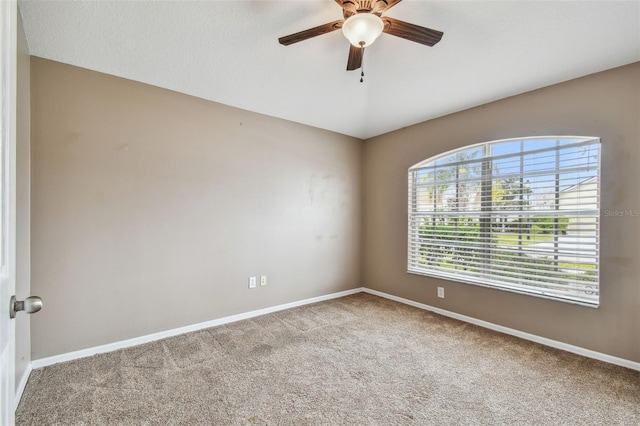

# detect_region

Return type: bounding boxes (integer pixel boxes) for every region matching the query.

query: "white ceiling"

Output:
[19,0,640,139]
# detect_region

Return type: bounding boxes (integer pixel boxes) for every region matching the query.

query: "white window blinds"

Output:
[408,137,600,306]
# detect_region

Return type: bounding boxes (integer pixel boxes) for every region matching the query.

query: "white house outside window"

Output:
[407,137,600,306]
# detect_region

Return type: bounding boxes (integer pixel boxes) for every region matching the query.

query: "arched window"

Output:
[408,137,600,306]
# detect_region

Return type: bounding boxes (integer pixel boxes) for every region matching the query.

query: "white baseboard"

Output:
[14,362,32,410]
[30,286,640,373]
[32,287,364,369]
[362,288,640,372]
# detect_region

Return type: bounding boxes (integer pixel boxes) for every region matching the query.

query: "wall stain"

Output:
[309,174,343,207]
[60,131,81,146]
[308,174,316,205]
[113,142,130,152]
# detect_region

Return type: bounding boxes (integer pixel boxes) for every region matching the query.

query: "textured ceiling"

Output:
[19,0,640,139]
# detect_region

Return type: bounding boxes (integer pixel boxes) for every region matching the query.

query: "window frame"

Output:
[407,136,601,307]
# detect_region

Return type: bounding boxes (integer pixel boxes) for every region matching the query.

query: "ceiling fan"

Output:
[278,0,443,73]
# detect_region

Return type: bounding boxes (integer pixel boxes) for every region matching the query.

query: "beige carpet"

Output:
[16,293,640,425]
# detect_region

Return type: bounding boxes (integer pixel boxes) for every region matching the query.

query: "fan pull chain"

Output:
[360,46,365,83]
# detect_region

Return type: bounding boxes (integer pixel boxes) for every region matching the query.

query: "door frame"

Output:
[0,0,18,423]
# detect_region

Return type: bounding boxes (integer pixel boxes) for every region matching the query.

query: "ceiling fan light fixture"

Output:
[342,13,384,48]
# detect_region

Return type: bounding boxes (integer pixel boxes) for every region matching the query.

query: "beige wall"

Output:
[30,58,362,359]
[29,55,639,364]
[363,63,640,362]
[15,9,31,389]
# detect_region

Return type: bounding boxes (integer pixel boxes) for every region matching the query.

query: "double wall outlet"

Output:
[437,287,445,298]
[249,275,267,289]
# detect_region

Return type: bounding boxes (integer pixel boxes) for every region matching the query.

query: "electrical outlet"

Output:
[260,275,267,286]
[437,287,445,298]
[249,276,257,289]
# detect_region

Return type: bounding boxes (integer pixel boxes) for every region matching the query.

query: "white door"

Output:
[0,0,17,423]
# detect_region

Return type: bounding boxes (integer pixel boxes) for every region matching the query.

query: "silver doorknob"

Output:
[10,295,43,319]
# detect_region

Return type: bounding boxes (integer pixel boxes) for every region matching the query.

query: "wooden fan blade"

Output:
[372,0,403,15]
[346,44,363,71]
[278,20,344,46]
[382,17,443,46]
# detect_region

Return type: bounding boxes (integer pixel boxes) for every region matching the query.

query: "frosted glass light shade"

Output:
[342,13,384,47]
